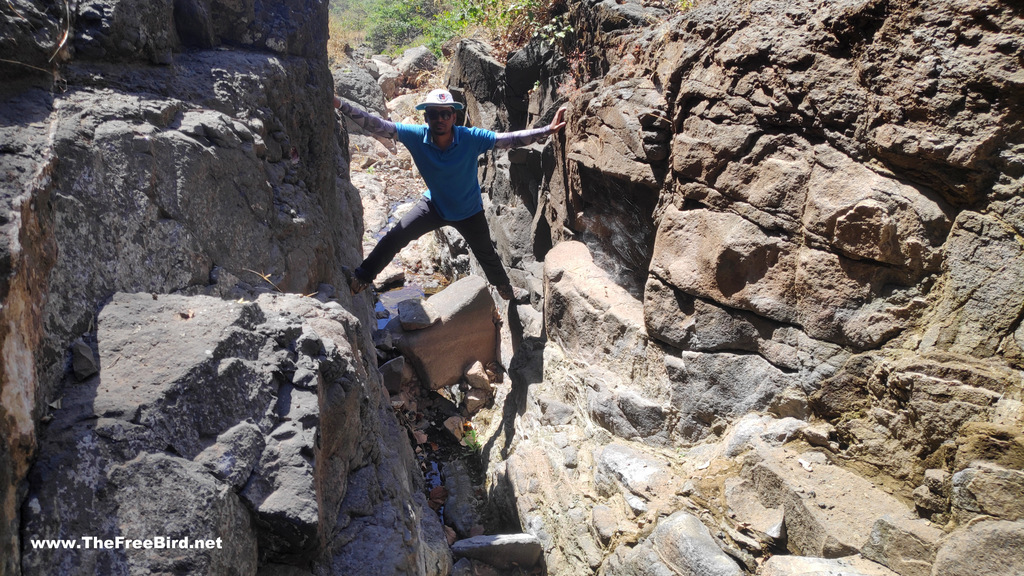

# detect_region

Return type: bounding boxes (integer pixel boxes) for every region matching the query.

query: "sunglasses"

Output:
[425,108,454,121]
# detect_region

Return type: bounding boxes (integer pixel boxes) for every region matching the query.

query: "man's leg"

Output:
[451,210,512,290]
[352,198,443,292]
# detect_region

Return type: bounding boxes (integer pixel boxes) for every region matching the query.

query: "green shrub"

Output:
[365,0,428,53]
[330,0,567,60]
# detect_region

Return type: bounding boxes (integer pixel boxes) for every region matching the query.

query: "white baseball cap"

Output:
[415,89,465,110]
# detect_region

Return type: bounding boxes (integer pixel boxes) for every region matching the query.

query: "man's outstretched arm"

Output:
[334,96,398,139]
[494,106,567,149]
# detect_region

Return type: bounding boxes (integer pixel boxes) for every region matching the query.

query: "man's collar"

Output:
[425,125,459,150]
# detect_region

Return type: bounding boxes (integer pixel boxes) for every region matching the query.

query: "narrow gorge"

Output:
[1,0,1022,575]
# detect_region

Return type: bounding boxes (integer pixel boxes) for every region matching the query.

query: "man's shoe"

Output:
[350,276,370,295]
[496,284,529,303]
[344,266,372,295]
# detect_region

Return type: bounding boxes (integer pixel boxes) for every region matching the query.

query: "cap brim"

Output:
[415,102,465,111]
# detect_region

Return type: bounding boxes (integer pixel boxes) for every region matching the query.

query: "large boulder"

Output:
[602,511,743,576]
[19,292,448,575]
[390,275,499,390]
[334,57,390,117]
[394,45,437,87]
[20,293,299,571]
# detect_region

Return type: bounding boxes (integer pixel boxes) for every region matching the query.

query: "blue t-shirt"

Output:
[394,123,497,221]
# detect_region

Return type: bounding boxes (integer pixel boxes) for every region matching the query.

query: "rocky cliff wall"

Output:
[0,1,445,574]
[443,0,1024,574]
[461,0,1023,474]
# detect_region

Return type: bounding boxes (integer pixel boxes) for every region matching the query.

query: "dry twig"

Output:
[244,269,284,293]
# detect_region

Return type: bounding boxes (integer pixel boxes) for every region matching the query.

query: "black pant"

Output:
[354,198,510,287]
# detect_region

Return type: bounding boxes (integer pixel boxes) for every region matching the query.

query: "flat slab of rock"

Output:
[724,478,784,540]
[861,514,943,576]
[451,533,543,570]
[762,554,899,576]
[746,447,913,558]
[391,275,497,390]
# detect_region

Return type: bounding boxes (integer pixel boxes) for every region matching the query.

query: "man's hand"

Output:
[549,106,568,133]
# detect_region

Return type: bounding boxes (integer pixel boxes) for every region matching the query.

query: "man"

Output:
[335,88,567,301]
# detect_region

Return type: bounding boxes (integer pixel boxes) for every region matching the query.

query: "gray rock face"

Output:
[1,0,367,569]
[66,0,327,63]
[0,2,71,78]
[19,293,290,571]
[19,292,447,575]
[491,0,1023,450]
[441,0,1024,572]
[26,450,259,576]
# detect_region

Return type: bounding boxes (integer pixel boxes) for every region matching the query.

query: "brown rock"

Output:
[951,463,1024,522]
[955,423,1024,471]
[861,514,943,576]
[747,447,912,558]
[392,275,497,390]
[464,360,491,390]
[544,241,647,372]
[932,520,1024,576]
